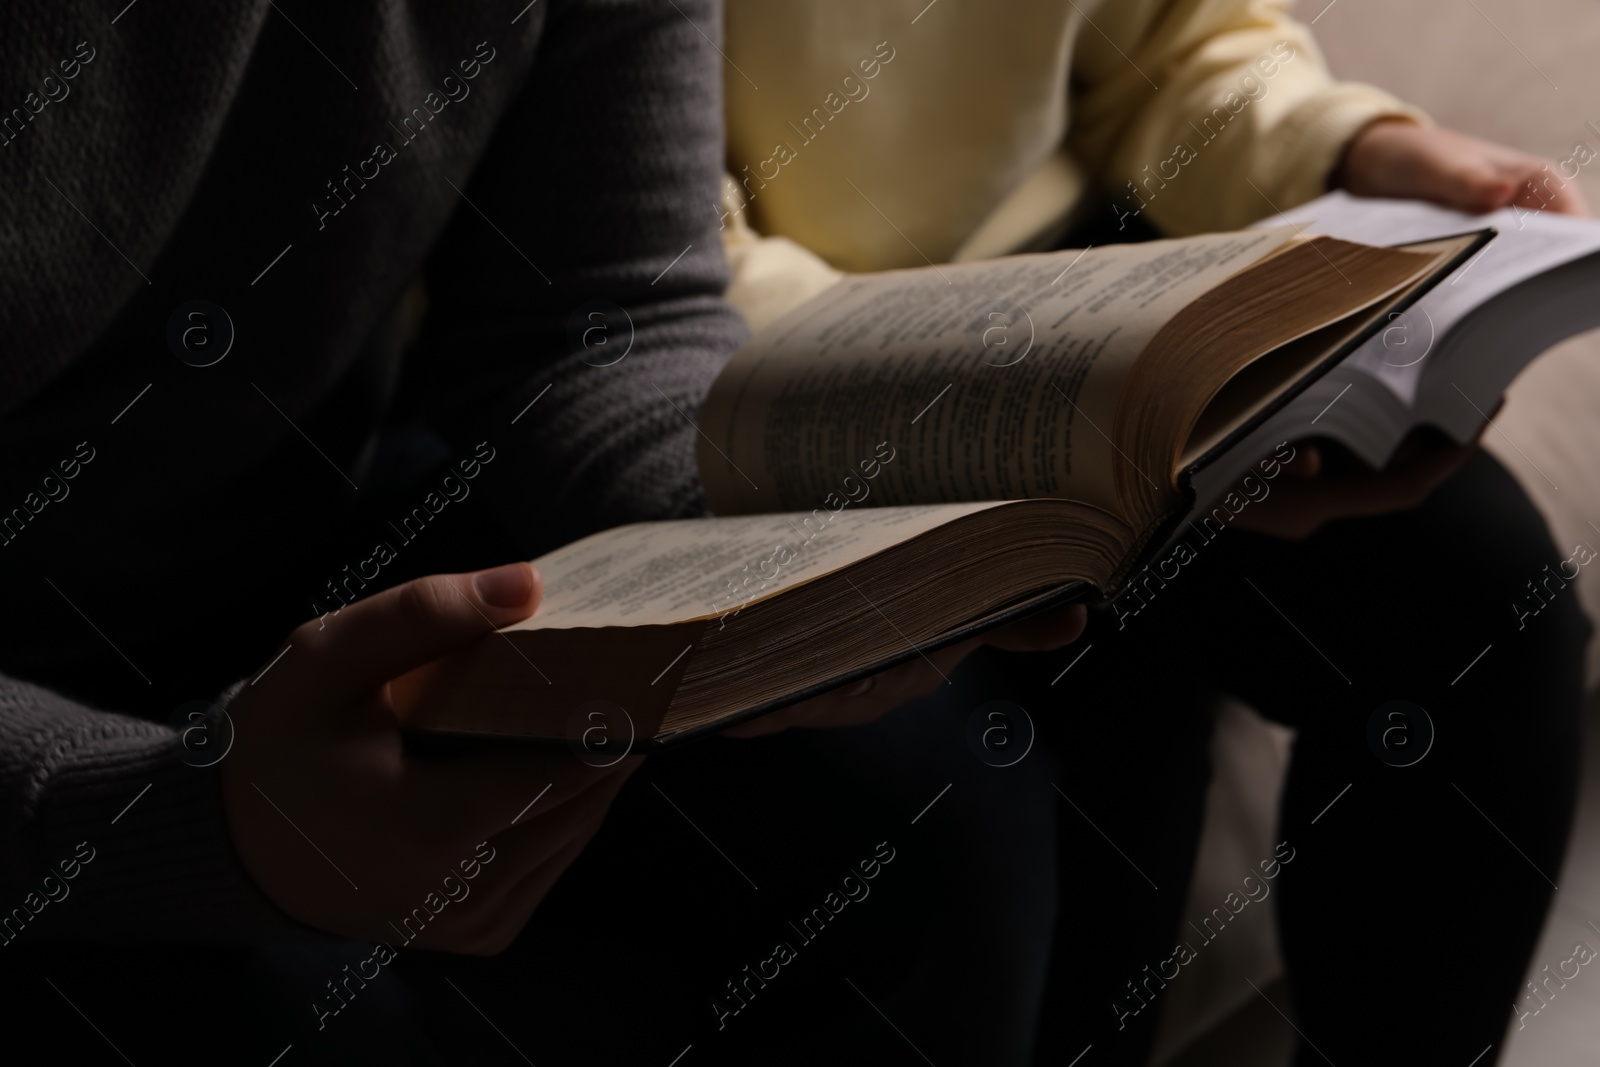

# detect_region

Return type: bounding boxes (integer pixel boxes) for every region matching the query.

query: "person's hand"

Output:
[1232,431,1476,540]
[221,562,639,954]
[722,600,1087,738]
[1335,119,1591,216]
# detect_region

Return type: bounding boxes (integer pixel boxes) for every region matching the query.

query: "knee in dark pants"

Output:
[1198,452,1590,1061]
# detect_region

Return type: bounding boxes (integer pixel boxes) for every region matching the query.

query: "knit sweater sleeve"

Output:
[1066,0,1428,236]
[413,0,751,550]
[0,675,309,944]
[0,0,745,945]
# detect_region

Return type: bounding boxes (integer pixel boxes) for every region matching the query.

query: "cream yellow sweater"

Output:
[720,0,1424,330]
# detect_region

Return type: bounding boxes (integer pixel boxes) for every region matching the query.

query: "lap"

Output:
[404,673,1062,1065]
[0,680,1062,1066]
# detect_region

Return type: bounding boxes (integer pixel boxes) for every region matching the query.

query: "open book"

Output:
[404,208,1593,747]
[1186,192,1600,507]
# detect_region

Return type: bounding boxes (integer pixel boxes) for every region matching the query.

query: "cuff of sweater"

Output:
[1270,82,1431,210]
[29,682,329,945]
[723,232,844,334]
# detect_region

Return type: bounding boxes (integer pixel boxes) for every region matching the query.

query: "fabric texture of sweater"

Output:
[717,0,1428,331]
[0,0,744,942]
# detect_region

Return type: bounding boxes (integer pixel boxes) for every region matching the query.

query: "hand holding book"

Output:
[1237,119,1594,540]
[1337,119,1591,217]
[1229,429,1478,540]
[223,563,638,950]
[1201,184,1599,538]
[722,599,1086,738]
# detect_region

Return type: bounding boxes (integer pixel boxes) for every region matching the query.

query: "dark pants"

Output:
[1028,447,1587,1064]
[0,664,1063,1067]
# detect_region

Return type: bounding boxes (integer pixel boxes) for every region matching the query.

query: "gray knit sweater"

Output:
[0,0,745,941]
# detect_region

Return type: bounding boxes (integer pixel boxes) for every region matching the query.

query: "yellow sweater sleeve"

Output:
[1066,0,1428,235]
[718,178,844,333]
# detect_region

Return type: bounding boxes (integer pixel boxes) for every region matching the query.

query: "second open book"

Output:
[405,199,1600,746]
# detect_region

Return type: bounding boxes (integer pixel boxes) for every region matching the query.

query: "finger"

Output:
[1238,442,1473,539]
[1522,177,1592,217]
[1411,134,1529,212]
[475,765,633,902]
[1555,183,1592,216]
[1283,443,1321,479]
[404,745,640,849]
[727,673,941,736]
[729,601,1088,739]
[1375,441,1474,498]
[420,768,635,954]
[1427,160,1519,213]
[452,824,606,956]
[728,640,973,738]
[983,602,1087,653]
[1492,153,1592,217]
[300,563,542,700]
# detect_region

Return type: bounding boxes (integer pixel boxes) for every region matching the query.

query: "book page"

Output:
[1267,191,1600,404]
[505,502,1011,631]
[698,229,1293,518]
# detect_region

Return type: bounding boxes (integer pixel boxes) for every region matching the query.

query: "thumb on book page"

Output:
[309,563,542,701]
